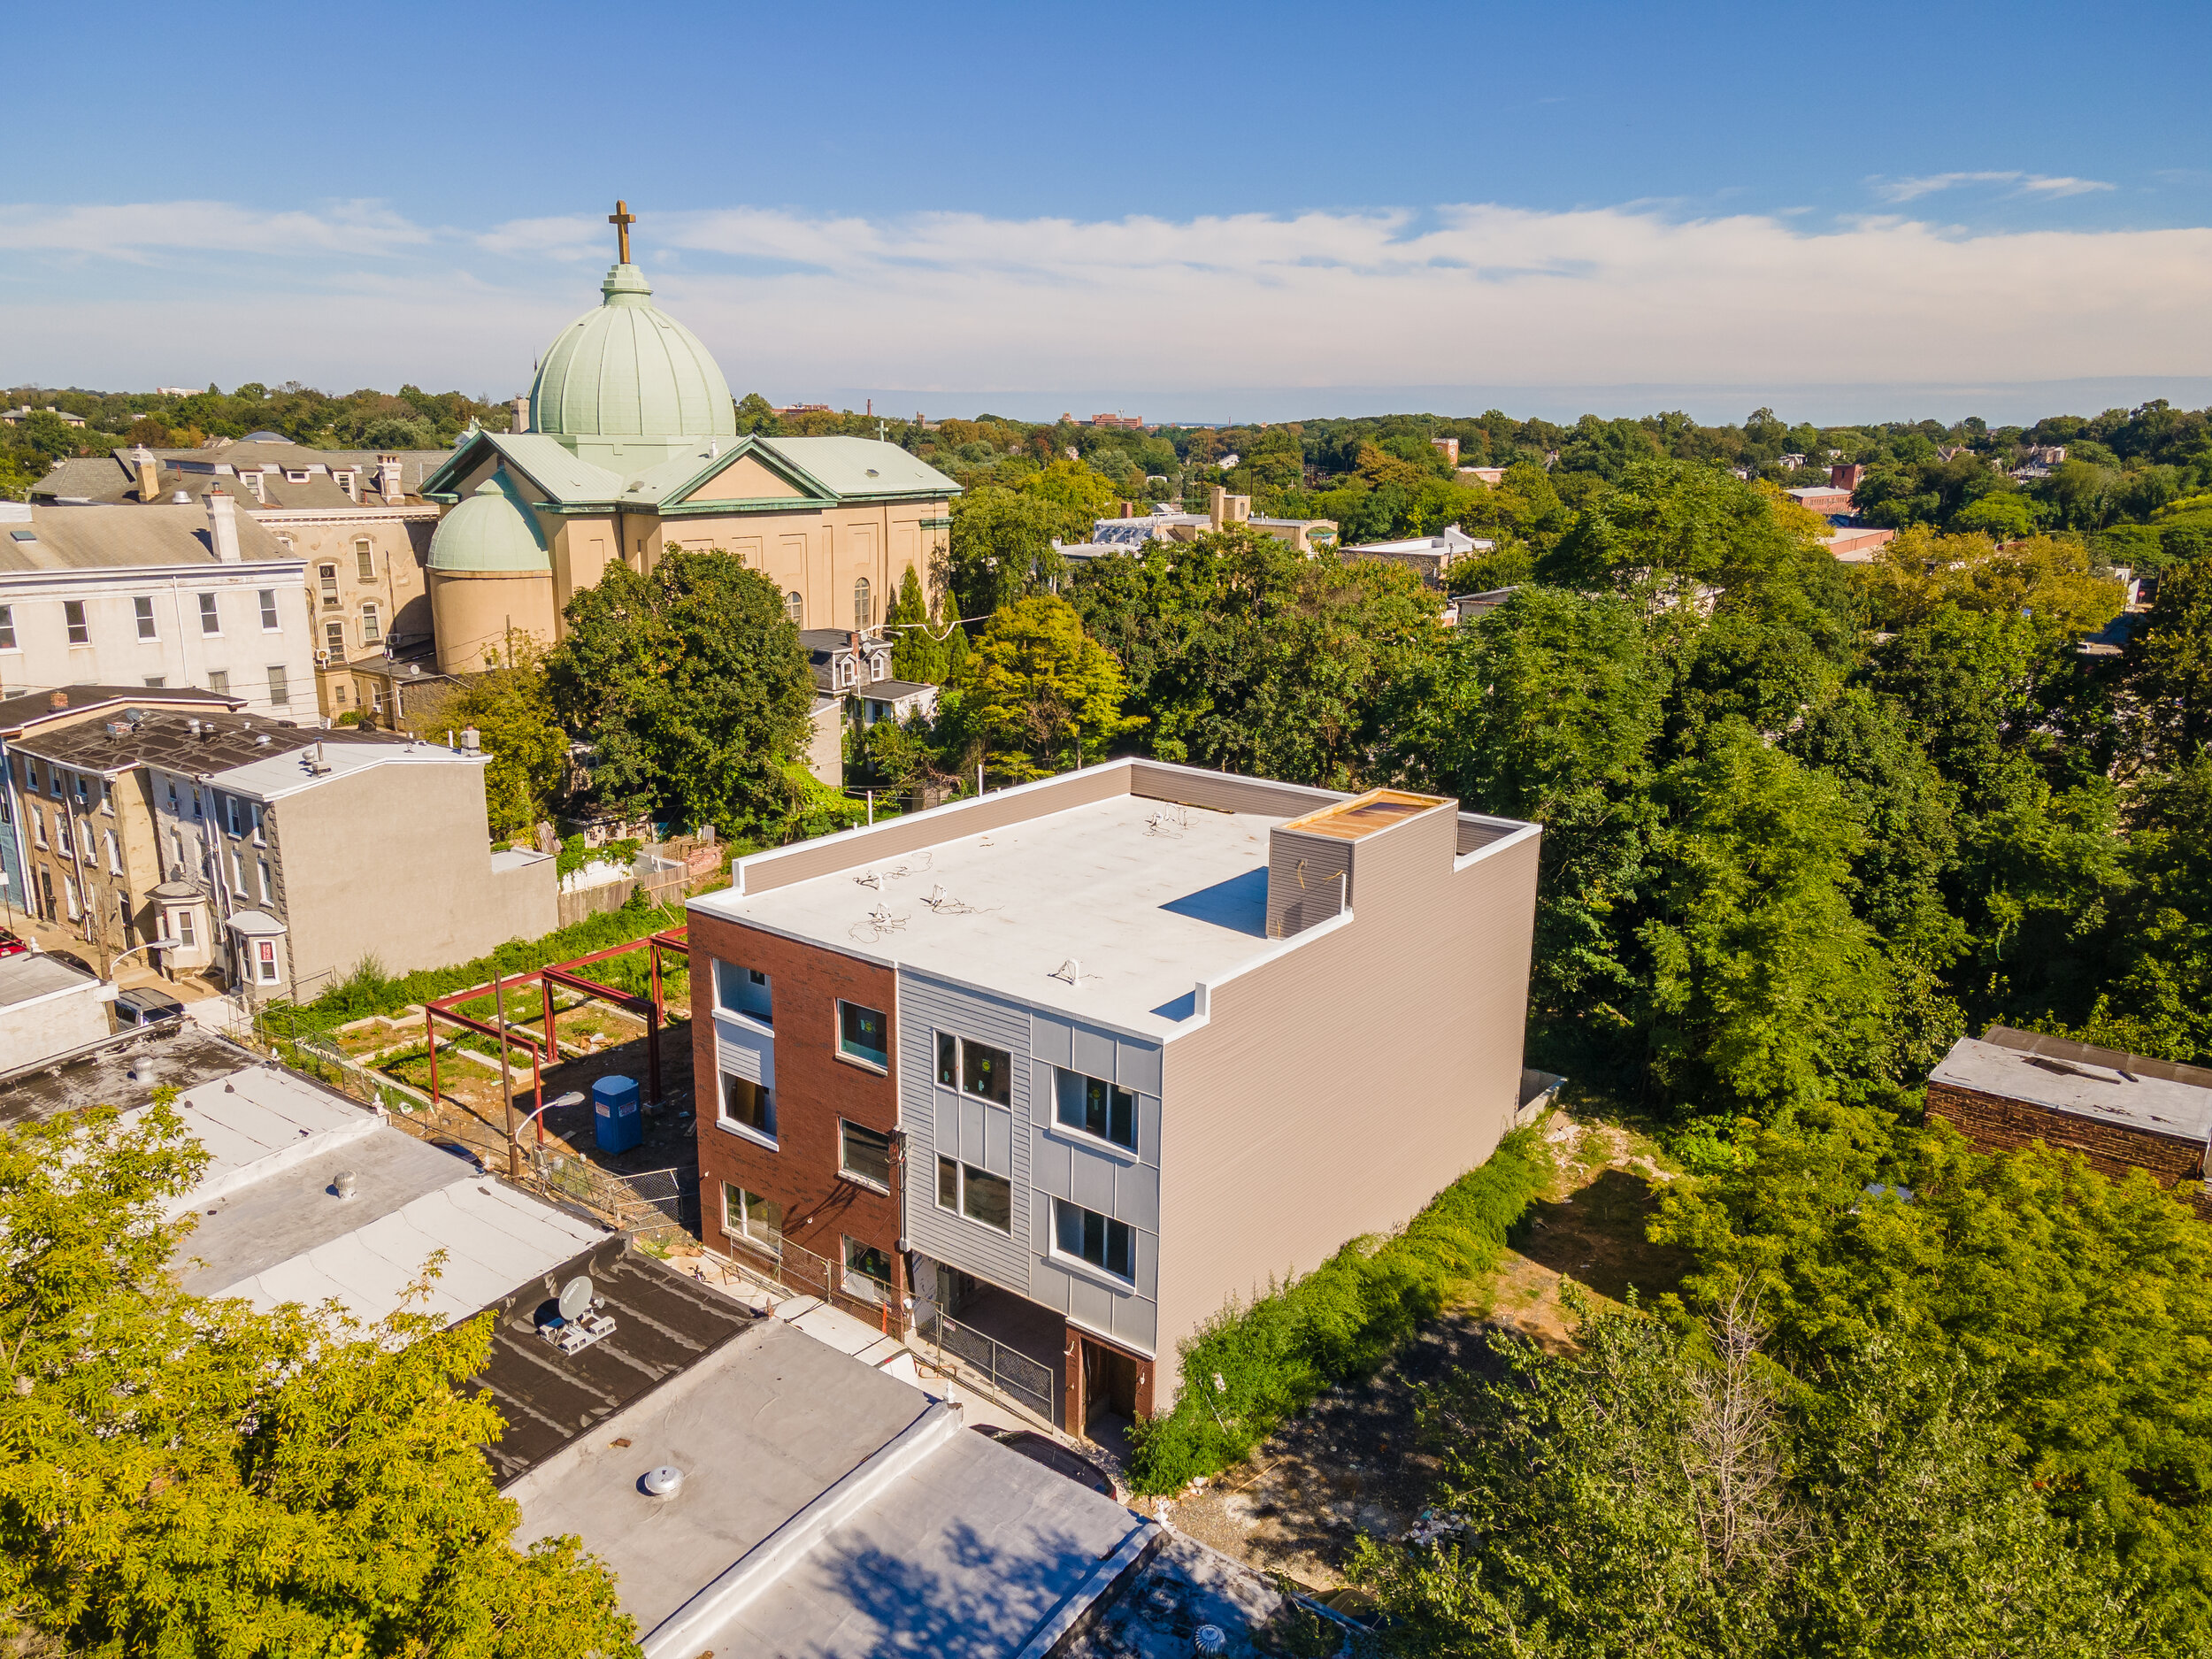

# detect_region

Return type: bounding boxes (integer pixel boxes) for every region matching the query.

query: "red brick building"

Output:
[1926,1026,2212,1215]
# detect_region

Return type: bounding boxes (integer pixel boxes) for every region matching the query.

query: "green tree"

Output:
[939,487,1081,620]
[547,549,814,834]
[1638,720,1895,1111]
[885,565,947,683]
[19,409,81,460]
[1352,1291,2144,1658]
[1655,1103,2212,1645]
[424,649,567,839]
[1417,588,1660,1036]
[0,1098,636,1658]
[2129,548,2212,763]
[948,595,1141,780]
[733,391,782,435]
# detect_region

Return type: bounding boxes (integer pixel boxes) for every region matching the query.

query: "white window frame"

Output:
[0,603,15,651]
[64,599,89,646]
[258,589,280,631]
[835,998,889,1071]
[134,595,158,641]
[933,1155,1013,1235]
[197,592,221,636]
[267,664,289,706]
[718,1070,777,1148]
[355,539,376,580]
[361,602,380,644]
[722,1182,783,1256]
[1051,1196,1137,1286]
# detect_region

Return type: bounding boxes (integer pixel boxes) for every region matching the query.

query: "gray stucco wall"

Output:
[898,967,1163,1357]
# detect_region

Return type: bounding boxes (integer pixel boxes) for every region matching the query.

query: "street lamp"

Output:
[106,938,180,981]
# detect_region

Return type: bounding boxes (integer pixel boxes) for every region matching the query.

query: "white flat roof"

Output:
[198,738,488,803]
[694,793,1295,1038]
[1932,1036,2212,1143]
[130,1060,604,1325]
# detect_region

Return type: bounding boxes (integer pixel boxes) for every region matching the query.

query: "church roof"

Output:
[529,263,736,442]
[426,473,551,574]
[761,437,960,500]
[422,433,956,515]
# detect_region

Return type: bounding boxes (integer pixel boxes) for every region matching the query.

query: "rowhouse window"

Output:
[256,939,279,983]
[174,908,196,949]
[267,664,288,705]
[838,1000,888,1068]
[961,1038,1012,1104]
[134,595,157,641]
[713,960,771,1023]
[723,1183,783,1256]
[839,1120,892,1189]
[0,604,15,649]
[720,1072,775,1141]
[361,603,380,644]
[325,620,345,658]
[65,600,89,645]
[1055,1199,1135,1282]
[258,589,280,631]
[355,539,376,580]
[319,565,339,607]
[1056,1069,1137,1151]
[936,1156,1011,1233]
[198,592,221,635]
[208,670,229,695]
[843,1237,892,1300]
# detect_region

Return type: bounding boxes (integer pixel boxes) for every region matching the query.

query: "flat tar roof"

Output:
[1932,1035,2212,1143]
[694,793,1294,1037]
[508,1317,1151,1658]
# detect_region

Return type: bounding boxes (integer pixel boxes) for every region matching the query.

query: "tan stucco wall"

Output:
[688,453,803,500]
[265,758,556,989]
[428,570,559,674]
[1150,810,1540,1406]
[265,511,435,686]
[649,500,947,631]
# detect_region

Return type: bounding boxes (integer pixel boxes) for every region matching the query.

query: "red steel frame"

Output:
[421,926,691,1146]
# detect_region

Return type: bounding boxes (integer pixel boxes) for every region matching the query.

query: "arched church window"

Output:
[785,591,803,626]
[853,578,872,630]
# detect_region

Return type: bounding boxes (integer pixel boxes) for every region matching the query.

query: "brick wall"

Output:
[687,913,905,1287]
[1926,1082,2210,1214]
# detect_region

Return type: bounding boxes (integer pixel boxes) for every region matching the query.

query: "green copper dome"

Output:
[530,263,736,442]
[428,473,551,573]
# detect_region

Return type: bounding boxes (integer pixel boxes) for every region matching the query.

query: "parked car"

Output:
[114,985,188,1027]
[970,1425,1117,1496]
[0,929,27,959]
[46,949,96,978]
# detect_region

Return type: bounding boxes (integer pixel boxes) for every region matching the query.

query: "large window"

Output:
[355,539,376,580]
[937,1033,1012,1103]
[1056,1069,1136,1152]
[198,592,221,635]
[134,596,157,641]
[1055,1199,1135,1282]
[936,1156,1011,1233]
[853,576,872,629]
[839,1000,888,1068]
[840,1121,892,1189]
[720,1072,775,1141]
[258,589,280,631]
[723,1183,783,1255]
[319,565,339,607]
[64,600,88,646]
[361,603,381,644]
[712,959,772,1023]
[843,1237,892,1301]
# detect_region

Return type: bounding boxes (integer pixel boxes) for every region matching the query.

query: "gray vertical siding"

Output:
[1153,811,1540,1405]
[897,967,1163,1356]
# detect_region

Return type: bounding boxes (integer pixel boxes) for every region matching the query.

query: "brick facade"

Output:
[687,914,906,1296]
[1926,1081,2211,1214]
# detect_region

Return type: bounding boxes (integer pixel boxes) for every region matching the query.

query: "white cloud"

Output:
[1870,171,2116,204]
[0,197,2206,401]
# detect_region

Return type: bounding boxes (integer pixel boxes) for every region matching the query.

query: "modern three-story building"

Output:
[686,759,1540,1435]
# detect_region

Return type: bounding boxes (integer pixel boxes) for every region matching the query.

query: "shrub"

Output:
[1125,1127,1550,1494]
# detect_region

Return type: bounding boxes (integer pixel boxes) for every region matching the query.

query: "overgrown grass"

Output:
[1125,1126,1552,1495]
[272,894,695,1036]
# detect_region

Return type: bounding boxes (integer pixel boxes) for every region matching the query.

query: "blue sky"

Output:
[4,0,2211,423]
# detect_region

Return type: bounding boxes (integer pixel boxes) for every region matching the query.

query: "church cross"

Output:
[608,199,636,264]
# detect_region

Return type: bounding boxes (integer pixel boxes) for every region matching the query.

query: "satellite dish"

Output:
[557,1275,595,1321]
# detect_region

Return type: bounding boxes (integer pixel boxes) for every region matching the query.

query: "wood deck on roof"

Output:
[1279,787,1447,841]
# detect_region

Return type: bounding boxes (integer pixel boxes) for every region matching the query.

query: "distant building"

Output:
[1778,451,1808,468]
[1432,437,1460,465]
[1458,465,1506,487]
[1823,526,1897,563]
[4,706,552,995]
[1927,1025,2211,1217]
[1063,489,1337,562]
[2026,444,2068,465]
[0,497,314,717]
[1448,586,1522,626]
[1829,462,1865,492]
[1343,523,1496,588]
[1786,485,1856,518]
[2,403,86,429]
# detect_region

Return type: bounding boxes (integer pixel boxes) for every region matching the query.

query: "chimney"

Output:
[204,487,242,563]
[131,444,159,502]
[1829,462,1864,493]
[376,454,403,498]
[1208,484,1227,531]
[510,396,529,434]
[1118,499,1134,518]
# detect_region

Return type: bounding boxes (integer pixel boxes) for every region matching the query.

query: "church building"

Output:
[419,207,956,674]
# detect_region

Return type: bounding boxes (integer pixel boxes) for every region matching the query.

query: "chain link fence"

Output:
[527,1150,698,1236]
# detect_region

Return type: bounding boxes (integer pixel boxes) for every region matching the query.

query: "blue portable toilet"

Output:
[593,1075,641,1155]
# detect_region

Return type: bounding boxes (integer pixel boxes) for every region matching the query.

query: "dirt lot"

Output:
[1132,1106,1693,1592]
